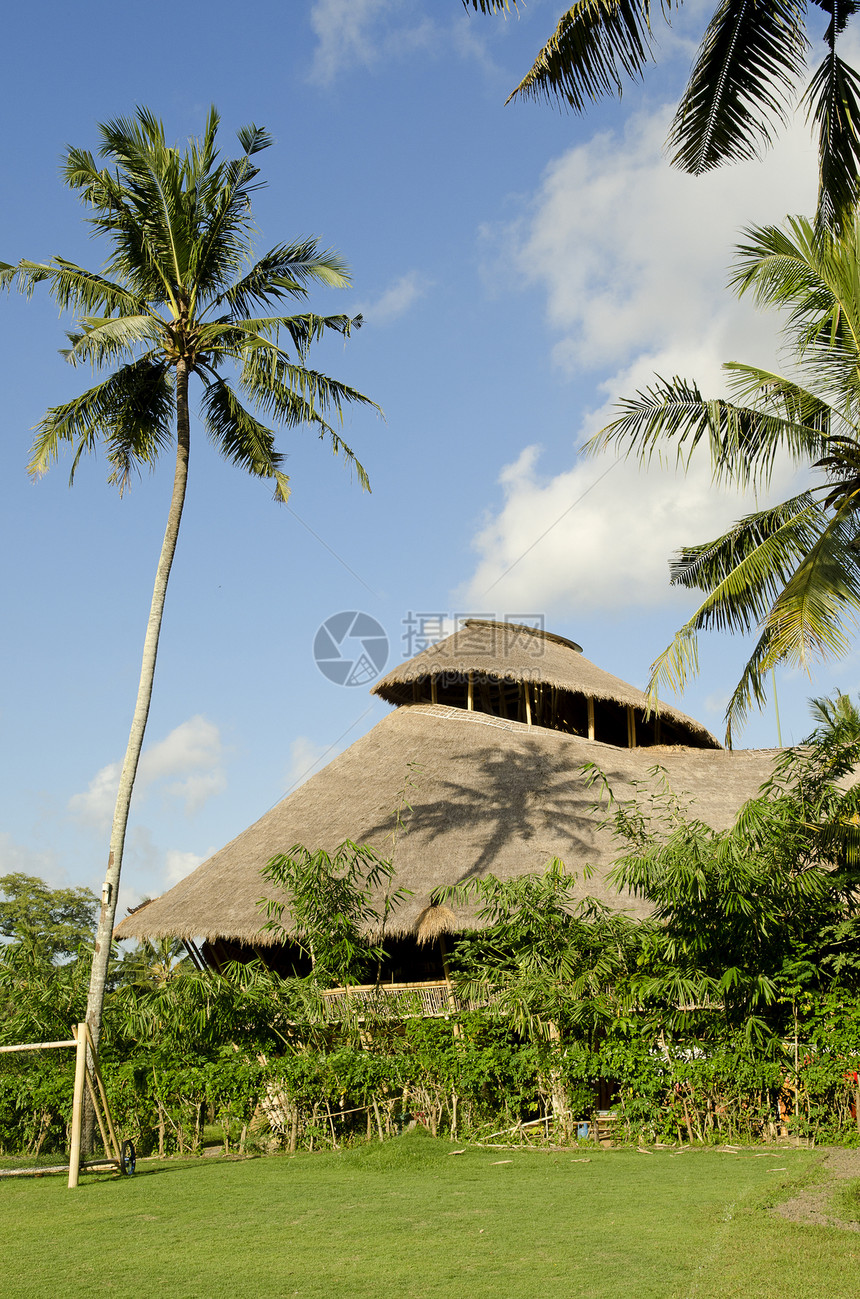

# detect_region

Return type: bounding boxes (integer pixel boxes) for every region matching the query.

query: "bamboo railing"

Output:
[320,979,469,1019]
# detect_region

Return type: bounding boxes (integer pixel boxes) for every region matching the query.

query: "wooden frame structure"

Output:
[0,1022,133,1187]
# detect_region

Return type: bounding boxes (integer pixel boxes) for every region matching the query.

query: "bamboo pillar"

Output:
[68,1023,88,1188]
[587,697,595,741]
[467,672,474,711]
[627,706,637,748]
[439,935,452,986]
[430,676,438,704]
[524,683,532,727]
[480,680,492,715]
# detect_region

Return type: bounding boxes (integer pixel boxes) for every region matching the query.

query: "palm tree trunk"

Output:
[85,360,191,1058]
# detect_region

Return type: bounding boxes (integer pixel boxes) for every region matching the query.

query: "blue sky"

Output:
[2,0,857,914]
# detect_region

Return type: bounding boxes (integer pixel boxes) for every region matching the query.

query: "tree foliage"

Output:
[260,841,411,988]
[589,213,860,741]
[465,0,860,231]
[0,874,98,962]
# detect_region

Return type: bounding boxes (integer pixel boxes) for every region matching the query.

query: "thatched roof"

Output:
[372,620,720,748]
[115,703,778,947]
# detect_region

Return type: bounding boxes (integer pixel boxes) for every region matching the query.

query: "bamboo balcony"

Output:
[320,979,467,1019]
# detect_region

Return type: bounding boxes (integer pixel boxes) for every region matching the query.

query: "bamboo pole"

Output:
[83,1066,112,1160]
[68,1023,88,1188]
[0,1039,76,1053]
[587,698,595,741]
[467,672,474,711]
[627,706,636,748]
[430,677,438,704]
[524,684,532,727]
[85,1024,121,1160]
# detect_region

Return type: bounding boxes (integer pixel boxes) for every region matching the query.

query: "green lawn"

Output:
[2,1133,856,1298]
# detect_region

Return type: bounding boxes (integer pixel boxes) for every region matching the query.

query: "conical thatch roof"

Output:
[372,620,720,749]
[115,703,777,947]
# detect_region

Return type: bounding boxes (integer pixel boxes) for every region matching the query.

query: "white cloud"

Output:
[308,0,435,86]
[482,104,816,373]
[0,833,63,886]
[460,438,796,615]
[164,849,206,888]
[307,0,501,86]
[285,736,330,792]
[464,101,820,615]
[356,271,431,326]
[68,761,123,831]
[69,716,225,828]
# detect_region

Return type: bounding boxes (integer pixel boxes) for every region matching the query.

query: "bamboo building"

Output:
[115,621,779,993]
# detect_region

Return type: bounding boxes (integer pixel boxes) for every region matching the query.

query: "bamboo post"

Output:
[68,1023,88,1188]
[524,683,532,727]
[430,677,438,704]
[83,1067,112,1159]
[587,697,595,741]
[0,1039,76,1053]
[467,672,474,711]
[84,1024,121,1160]
[627,706,636,748]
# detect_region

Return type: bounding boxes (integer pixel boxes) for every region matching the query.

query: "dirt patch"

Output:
[773,1148,860,1232]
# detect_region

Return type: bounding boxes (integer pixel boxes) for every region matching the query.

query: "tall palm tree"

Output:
[2,107,376,1050]
[466,0,860,231]
[587,213,860,743]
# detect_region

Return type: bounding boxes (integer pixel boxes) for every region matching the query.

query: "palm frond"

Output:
[731,215,832,307]
[804,52,860,235]
[722,363,831,434]
[60,314,163,368]
[199,375,282,482]
[213,243,352,317]
[668,0,808,175]
[589,375,826,489]
[760,507,860,665]
[240,339,379,422]
[9,259,147,317]
[670,494,827,618]
[645,496,834,718]
[28,358,173,490]
[509,0,661,111]
[236,122,274,155]
[721,626,783,743]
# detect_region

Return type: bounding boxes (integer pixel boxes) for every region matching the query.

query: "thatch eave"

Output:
[113,704,777,950]
[372,621,720,748]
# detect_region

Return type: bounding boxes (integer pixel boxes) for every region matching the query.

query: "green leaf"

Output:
[668,0,808,175]
[803,52,860,234]
[510,0,663,111]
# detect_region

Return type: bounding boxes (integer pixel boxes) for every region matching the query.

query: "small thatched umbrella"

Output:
[414,901,459,983]
[414,902,458,946]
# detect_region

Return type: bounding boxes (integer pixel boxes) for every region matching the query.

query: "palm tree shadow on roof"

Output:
[358,741,628,884]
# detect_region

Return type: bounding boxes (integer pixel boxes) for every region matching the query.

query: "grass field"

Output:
[2,1133,858,1298]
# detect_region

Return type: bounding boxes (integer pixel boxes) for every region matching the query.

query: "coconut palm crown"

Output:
[466,0,860,232]
[588,213,860,744]
[2,106,377,1049]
